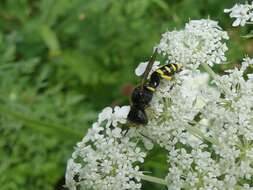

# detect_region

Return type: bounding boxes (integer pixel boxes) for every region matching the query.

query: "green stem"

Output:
[201,62,218,80]
[186,125,220,146]
[201,62,230,94]
[140,174,167,186]
[0,105,83,140]
[242,33,253,39]
[235,185,248,190]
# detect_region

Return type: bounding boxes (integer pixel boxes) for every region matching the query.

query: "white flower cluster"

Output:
[65,106,146,190]
[139,57,253,189]
[156,19,229,69]
[224,2,253,27]
[98,106,131,127]
[66,17,253,190]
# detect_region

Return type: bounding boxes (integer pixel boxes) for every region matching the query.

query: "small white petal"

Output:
[224,8,231,13]
[115,106,130,117]
[135,62,148,76]
[232,18,242,26]
[112,127,122,138]
[98,107,113,124]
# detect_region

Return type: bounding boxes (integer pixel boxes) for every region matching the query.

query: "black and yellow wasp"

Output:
[127,49,182,125]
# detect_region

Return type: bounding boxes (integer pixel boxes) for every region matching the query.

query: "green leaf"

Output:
[0,105,82,140]
[39,25,61,57]
[241,30,253,39]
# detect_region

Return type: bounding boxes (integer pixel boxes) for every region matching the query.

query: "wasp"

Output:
[127,49,182,125]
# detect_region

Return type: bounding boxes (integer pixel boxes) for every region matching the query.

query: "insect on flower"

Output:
[127,49,183,125]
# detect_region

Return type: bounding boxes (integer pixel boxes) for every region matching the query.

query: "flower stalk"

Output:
[201,62,218,80]
[139,174,167,186]
[186,125,220,146]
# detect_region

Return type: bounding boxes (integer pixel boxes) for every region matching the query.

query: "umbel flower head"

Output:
[224,1,253,27]
[138,57,253,189]
[66,16,253,190]
[156,19,229,69]
[65,107,146,190]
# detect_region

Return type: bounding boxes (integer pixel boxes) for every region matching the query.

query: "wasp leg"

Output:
[123,128,129,137]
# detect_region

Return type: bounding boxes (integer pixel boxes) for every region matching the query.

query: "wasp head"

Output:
[127,106,148,125]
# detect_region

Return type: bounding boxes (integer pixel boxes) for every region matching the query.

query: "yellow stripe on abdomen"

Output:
[161,75,172,80]
[171,64,176,71]
[164,66,171,73]
[156,69,164,75]
[146,86,155,92]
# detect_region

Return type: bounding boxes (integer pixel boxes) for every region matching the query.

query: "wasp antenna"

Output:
[141,49,158,90]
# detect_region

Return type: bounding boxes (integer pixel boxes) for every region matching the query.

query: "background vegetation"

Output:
[0,0,252,189]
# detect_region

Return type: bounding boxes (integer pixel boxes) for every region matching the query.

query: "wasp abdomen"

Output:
[155,63,182,81]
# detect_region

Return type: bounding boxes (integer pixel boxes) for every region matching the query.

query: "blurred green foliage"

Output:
[0,0,252,190]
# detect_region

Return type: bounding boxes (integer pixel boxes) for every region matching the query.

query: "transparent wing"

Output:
[141,49,158,88]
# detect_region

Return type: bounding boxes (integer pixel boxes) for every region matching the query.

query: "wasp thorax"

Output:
[131,86,153,109]
[149,72,160,88]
